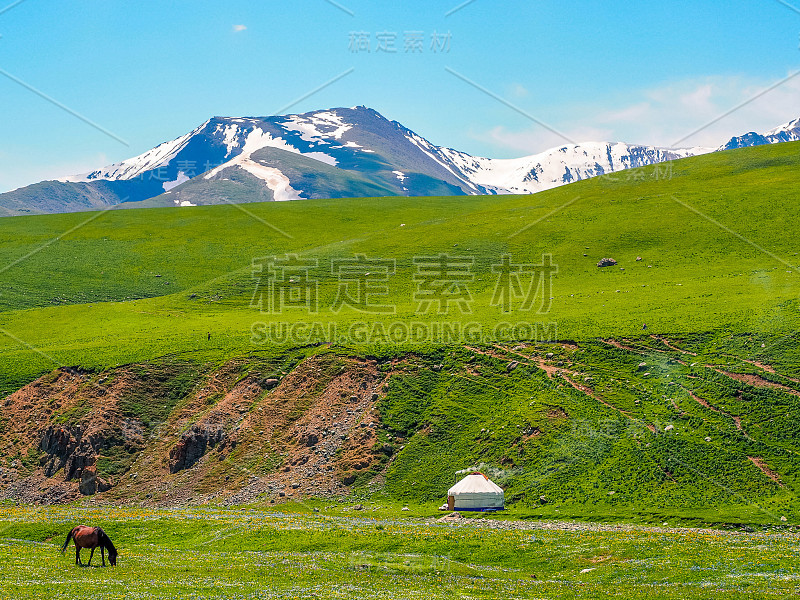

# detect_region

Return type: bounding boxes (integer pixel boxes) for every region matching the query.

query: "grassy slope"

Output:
[371,340,800,523]
[0,142,798,396]
[0,143,799,522]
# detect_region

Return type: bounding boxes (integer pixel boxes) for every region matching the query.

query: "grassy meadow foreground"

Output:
[0,505,798,599]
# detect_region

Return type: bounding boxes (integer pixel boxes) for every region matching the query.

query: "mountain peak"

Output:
[3,109,799,216]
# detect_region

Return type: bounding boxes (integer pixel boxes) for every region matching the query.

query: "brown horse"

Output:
[61,525,117,567]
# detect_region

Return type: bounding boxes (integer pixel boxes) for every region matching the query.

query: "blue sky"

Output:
[0,0,798,192]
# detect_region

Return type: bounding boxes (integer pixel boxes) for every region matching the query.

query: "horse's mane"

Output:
[97,528,117,555]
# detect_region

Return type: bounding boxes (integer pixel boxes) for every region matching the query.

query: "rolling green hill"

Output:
[0,142,799,521]
[1,142,798,392]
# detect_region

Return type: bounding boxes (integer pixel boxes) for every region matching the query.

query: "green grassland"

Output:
[0,145,799,521]
[0,143,799,397]
[1,143,800,597]
[369,340,800,522]
[0,505,798,599]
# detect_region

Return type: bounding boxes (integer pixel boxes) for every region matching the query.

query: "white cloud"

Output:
[0,154,109,194]
[508,83,529,99]
[233,24,247,32]
[474,72,800,156]
[602,74,800,147]
[483,124,615,156]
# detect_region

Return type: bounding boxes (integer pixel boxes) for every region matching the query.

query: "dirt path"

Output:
[485,345,655,432]
[679,385,751,440]
[710,367,800,398]
[748,457,785,488]
[652,336,698,356]
[602,339,654,354]
[602,339,689,367]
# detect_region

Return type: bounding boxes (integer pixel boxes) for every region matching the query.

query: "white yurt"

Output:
[446,472,504,511]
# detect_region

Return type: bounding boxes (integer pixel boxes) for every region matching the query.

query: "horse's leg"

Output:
[88,547,94,566]
[76,546,81,566]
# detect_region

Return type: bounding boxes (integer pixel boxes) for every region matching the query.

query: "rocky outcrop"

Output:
[40,425,73,477]
[40,425,97,481]
[78,466,111,495]
[39,425,112,495]
[2,354,391,505]
[168,424,226,474]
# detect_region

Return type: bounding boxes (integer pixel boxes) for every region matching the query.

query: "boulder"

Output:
[597,258,618,268]
[437,512,462,522]
[78,466,97,495]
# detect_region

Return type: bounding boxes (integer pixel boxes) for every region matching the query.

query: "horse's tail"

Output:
[60,528,75,554]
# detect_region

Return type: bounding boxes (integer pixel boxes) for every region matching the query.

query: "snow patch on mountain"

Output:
[765,117,800,143]
[61,121,208,183]
[163,171,191,192]
[281,111,352,143]
[200,128,307,200]
[218,123,244,158]
[203,128,337,181]
[405,132,479,192]
[719,117,800,150]
[237,158,303,201]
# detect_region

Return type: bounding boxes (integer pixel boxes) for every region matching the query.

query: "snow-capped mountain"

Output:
[719,117,800,150]
[0,107,796,216]
[439,142,711,195]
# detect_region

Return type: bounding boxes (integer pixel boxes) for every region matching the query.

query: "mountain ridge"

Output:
[2,106,797,216]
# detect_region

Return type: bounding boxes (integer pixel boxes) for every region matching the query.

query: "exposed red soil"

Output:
[602,339,649,354]
[485,344,655,433]
[0,368,145,502]
[713,355,800,384]
[679,386,750,439]
[710,368,800,398]
[748,457,784,488]
[651,336,698,356]
[602,338,689,366]
[0,354,394,505]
